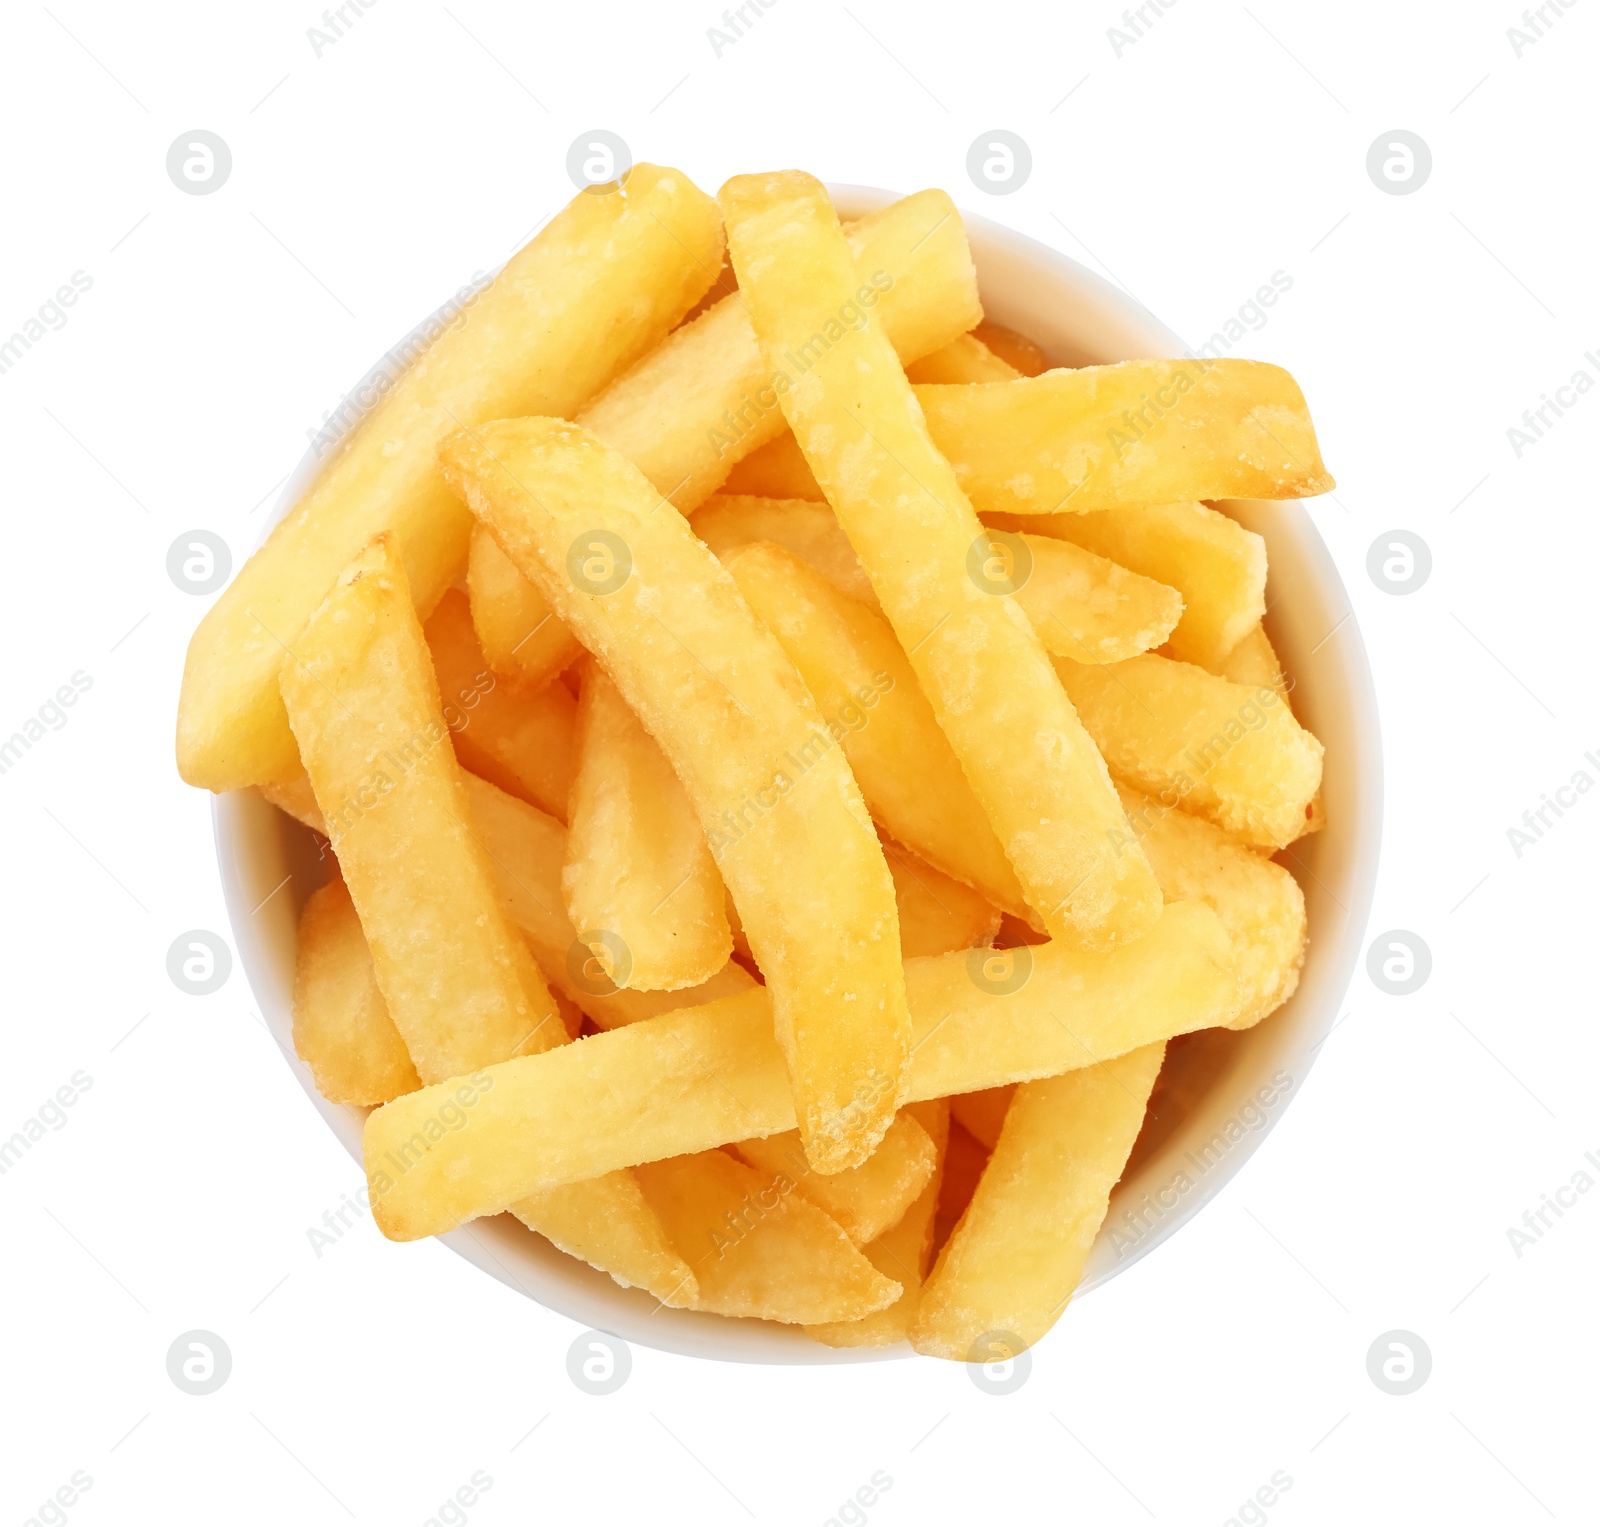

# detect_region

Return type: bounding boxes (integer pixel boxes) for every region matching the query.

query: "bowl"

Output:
[214,184,1382,1363]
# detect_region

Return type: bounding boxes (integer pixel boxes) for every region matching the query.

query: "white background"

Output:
[2,1,1596,1523]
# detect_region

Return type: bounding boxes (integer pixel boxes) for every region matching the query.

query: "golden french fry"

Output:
[577,190,981,512]
[280,536,563,1083]
[563,659,732,992]
[883,838,1003,958]
[467,522,582,690]
[292,876,420,1105]
[721,432,824,500]
[1116,784,1306,1030]
[424,588,575,821]
[915,359,1332,520]
[807,1098,951,1347]
[972,320,1047,377]
[260,773,326,833]
[910,1043,1167,1359]
[904,333,1020,384]
[722,542,1028,921]
[989,501,1266,670]
[1055,653,1324,850]
[694,494,875,606]
[439,419,910,1171]
[720,170,1160,950]
[633,1150,901,1323]
[1217,623,1324,840]
[732,1108,937,1245]
[363,899,1237,1240]
[178,166,724,793]
[948,1085,1014,1152]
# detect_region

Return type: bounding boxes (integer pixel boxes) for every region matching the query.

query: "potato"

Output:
[280,536,563,1082]
[883,838,1003,958]
[988,501,1266,670]
[731,1108,937,1245]
[634,1150,901,1323]
[905,333,1020,384]
[439,418,910,1172]
[1217,623,1325,840]
[1116,784,1306,1029]
[720,170,1160,951]
[721,432,824,501]
[423,588,575,821]
[807,1099,950,1347]
[723,542,1028,920]
[292,876,419,1105]
[972,320,1047,377]
[910,1043,1167,1359]
[1055,653,1324,850]
[914,359,1333,519]
[948,1085,1014,1152]
[363,900,1238,1240]
[177,165,724,793]
[577,190,982,512]
[694,494,875,606]
[467,523,582,690]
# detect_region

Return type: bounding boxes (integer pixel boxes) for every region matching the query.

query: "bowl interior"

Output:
[215,185,1381,1364]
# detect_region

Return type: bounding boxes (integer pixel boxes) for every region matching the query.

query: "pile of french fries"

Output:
[178,165,1331,1359]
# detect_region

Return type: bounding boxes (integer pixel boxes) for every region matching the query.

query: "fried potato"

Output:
[467,522,582,690]
[1055,653,1324,850]
[424,588,575,820]
[363,900,1237,1239]
[280,536,563,1082]
[948,1085,1014,1152]
[177,165,724,793]
[694,494,875,606]
[563,659,732,991]
[577,190,981,512]
[1116,784,1306,1029]
[723,542,1027,920]
[732,1108,937,1245]
[915,360,1332,520]
[720,170,1160,950]
[910,1042,1167,1359]
[933,1118,992,1254]
[988,501,1266,670]
[634,1150,901,1323]
[905,333,1020,384]
[807,1099,950,1347]
[1217,623,1325,840]
[439,419,910,1171]
[972,320,1047,376]
[883,838,1003,958]
[292,876,419,1105]
[721,431,824,501]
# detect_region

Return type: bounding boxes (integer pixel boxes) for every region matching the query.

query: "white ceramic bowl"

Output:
[215,185,1382,1364]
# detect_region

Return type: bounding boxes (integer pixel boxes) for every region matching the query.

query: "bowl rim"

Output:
[214,181,1382,1365]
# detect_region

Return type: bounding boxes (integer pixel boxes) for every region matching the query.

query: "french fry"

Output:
[933,1119,991,1254]
[633,1150,901,1323]
[177,166,724,793]
[281,536,563,1083]
[1116,783,1306,1030]
[694,494,875,606]
[948,1086,1014,1152]
[363,900,1238,1240]
[720,170,1160,950]
[972,320,1046,377]
[424,588,575,821]
[467,522,582,690]
[1054,653,1324,850]
[915,359,1333,520]
[563,659,732,991]
[577,190,982,512]
[722,542,1028,920]
[905,333,1020,384]
[731,1108,937,1245]
[910,1042,1167,1359]
[439,419,910,1171]
[807,1099,950,1347]
[721,432,824,501]
[883,838,1003,958]
[292,876,420,1105]
[1217,623,1325,840]
[987,501,1266,670]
